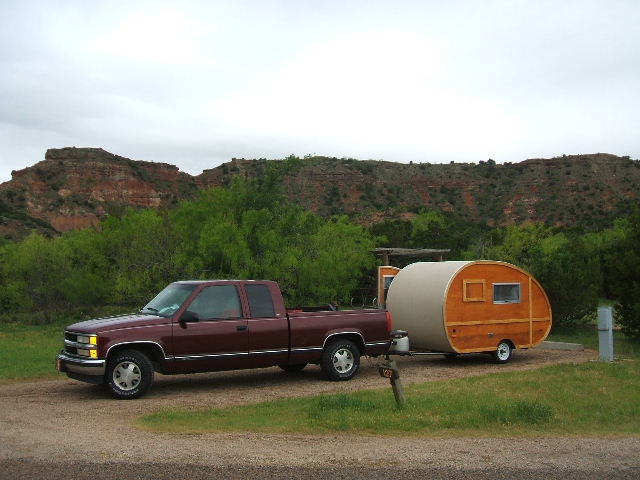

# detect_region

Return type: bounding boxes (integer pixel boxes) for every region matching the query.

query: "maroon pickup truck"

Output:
[56,280,392,399]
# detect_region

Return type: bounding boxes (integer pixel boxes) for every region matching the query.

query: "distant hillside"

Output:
[1,147,638,240]
[0,148,199,239]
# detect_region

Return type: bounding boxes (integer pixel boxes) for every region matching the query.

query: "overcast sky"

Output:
[1,0,639,182]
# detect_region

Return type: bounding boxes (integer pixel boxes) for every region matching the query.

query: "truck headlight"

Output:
[76,335,98,358]
[77,334,97,345]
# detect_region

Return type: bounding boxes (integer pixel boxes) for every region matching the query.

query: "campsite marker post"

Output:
[378,355,406,407]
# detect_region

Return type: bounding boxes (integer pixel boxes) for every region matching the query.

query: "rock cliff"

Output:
[1,147,638,241]
[1,148,197,237]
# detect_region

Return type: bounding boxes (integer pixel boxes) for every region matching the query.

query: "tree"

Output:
[582,217,627,300]
[530,233,600,326]
[370,219,412,248]
[291,216,376,306]
[410,209,491,257]
[609,208,640,338]
[54,228,112,308]
[99,209,182,306]
[410,210,448,248]
[0,233,74,320]
[0,241,31,314]
[484,223,554,270]
[170,178,377,306]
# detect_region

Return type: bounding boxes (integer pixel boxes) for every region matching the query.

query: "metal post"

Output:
[597,306,614,362]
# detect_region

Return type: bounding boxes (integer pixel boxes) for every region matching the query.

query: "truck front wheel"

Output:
[105,350,154,399]
[321,339,360,381]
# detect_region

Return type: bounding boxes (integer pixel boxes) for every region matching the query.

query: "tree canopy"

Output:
[0,172,377,320]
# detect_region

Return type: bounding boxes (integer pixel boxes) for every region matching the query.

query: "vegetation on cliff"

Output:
[1,149,639,241]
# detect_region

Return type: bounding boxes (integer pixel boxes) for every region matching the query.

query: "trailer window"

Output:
[493,283,520,304]
[463,279,486,302]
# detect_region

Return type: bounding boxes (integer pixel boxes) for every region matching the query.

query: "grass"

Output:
[548,324,640,357]
[2,319,639,437]
[139,359,640,436]
[0,306,132,382]
[0,320,67,381]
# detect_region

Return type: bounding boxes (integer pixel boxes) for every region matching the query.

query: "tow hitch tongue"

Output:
[379,331,408,406]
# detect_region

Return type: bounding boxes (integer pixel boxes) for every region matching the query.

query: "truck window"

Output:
[245,284,276,318]
[189,285,242,319]
[141,283,197,317]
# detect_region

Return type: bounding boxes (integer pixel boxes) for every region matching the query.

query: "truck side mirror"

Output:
[179,310,199,323]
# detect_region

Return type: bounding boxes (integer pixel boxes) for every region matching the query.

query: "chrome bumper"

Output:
[56,352,106,376]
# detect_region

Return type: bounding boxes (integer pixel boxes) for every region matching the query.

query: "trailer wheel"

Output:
[321,339,360,381]
[105,349,154,399]
[493,340,513,364]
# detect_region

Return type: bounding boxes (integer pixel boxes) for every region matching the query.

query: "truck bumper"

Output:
[56,351,106,378]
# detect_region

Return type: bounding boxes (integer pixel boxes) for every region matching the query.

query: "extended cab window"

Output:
[189,285,242,320]
[245,284,276,318]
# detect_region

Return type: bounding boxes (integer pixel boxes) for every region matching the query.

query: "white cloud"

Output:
[211,27,525,161]
[90,9,211,65]
[1,0,639,181]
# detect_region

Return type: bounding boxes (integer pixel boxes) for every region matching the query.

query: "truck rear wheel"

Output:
[321,339,360,381]
[106,350,154,399]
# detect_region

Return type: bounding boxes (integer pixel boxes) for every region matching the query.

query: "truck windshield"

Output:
[140,284,197,317]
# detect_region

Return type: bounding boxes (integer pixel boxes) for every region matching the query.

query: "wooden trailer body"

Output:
[386,261,552,358]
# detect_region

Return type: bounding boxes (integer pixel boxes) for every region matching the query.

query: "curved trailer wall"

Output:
[386,261,552,359]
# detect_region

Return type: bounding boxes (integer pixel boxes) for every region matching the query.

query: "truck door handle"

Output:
[236,325,248,331]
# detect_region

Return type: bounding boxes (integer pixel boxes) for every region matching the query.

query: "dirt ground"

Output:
[1,345,639,479]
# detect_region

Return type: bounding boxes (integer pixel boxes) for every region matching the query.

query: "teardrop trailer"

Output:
[385,260,552,362]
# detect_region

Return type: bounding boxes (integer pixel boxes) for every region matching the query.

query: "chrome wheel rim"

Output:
[113,361,142,391]
[496,343,510,361]
[333,348,354,373]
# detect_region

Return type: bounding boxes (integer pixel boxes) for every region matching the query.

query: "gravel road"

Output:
[1,346,638,479]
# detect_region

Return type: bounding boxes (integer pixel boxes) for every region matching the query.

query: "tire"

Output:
[493,340,513,364]
[321,339,360,381]
[279,363,307,373]
[105,350,154,399]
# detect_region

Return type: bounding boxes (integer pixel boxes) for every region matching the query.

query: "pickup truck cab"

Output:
[56,280,392,399]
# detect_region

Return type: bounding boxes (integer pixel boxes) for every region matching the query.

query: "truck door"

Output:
[245,283,289,367]
[171,284,250,373]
